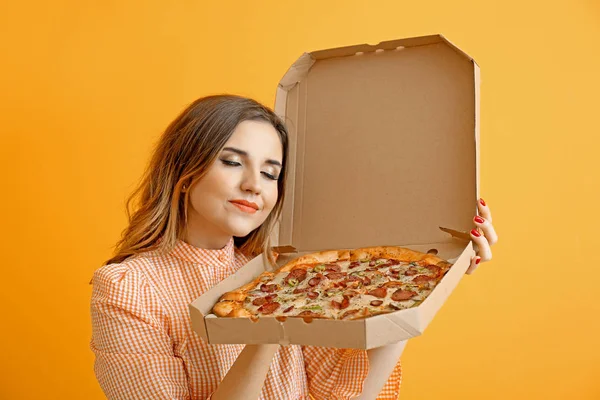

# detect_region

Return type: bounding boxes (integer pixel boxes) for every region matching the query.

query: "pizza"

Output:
[212,246,453,321]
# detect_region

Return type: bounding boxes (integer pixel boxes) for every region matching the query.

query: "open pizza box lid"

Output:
[190,33,480,350]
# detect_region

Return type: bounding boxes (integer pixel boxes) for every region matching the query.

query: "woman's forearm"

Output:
[211,344,279,400]
[355,341,407,399]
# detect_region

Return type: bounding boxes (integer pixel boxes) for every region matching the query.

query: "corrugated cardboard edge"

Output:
[474,63,481,201]
[188,303,209,342]
[274,53,315,247]
[310,34,474,61]
[274,34,474,118]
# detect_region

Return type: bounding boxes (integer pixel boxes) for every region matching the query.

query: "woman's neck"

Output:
[183,226,231,250]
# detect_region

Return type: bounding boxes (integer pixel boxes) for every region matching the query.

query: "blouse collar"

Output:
[169,237,235,265]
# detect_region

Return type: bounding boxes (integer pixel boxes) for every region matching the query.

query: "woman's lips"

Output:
[229,200,259,214]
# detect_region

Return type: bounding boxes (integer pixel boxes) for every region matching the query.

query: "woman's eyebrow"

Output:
[222,147,282,167]
[265,160,282,167]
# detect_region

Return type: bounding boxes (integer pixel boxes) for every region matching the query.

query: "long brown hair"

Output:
[103,94,288,267]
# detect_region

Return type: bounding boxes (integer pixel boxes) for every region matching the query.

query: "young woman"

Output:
[90,94,497,400]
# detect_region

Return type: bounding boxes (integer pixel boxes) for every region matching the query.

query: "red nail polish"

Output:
[479,198,486,206]
[471,229,481,237]
[474,216,484,224]
[475,258,481,265]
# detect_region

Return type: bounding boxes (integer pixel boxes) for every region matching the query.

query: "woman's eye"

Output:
[221,159,241,167]
[261,172,278,181]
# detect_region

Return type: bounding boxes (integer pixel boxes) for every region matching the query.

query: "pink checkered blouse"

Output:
[90,238,402,399]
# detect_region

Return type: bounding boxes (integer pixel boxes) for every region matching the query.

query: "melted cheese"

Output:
[243,257,443,319]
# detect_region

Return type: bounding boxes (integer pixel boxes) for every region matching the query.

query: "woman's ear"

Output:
[181,181,190,193]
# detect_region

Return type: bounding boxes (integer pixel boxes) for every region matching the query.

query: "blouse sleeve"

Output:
[302,346,403,400]
[90,264,191,400]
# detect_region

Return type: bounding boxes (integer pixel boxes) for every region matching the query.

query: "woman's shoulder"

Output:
[95,243,185,276]
[93,241,252,289]
[91,250,170,299]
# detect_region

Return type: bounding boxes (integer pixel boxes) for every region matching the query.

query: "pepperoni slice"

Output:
[404,268,418,276]
[370,300,384,306]
[377,263,392,269]
[294,268,308,279]
[285,268,307,284]
[366,267,378,271]
[388,270,400,278]
[348,261,360,269]
[283,305,294,313]
[266,294,278,301]
[343,289,360,298]
[367,287,387,298]
[362,276,372,286]
[298,310,321,318]
[340,309,359,319]
[260,284,277,293]
[252,297,267,306]
[331,296,350,310]
[316,273,325,280]
[369,260,376,266]
[258,302,280,314]
[413,275,435,284]
[425,265,441,276]
[389,259,401,265]
[346,275,361,282]
[341,296,350,309]
[293,287,310,294]
[307,291,319,299]
[324,264,341,272]
[391,289,417,301]
[308,277,321,286]
[326,272,347,280]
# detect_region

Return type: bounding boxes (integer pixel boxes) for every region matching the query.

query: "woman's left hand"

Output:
[467,198,498,274]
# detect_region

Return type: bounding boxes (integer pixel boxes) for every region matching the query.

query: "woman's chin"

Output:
[228,224,260,239]
[225,215,266,238]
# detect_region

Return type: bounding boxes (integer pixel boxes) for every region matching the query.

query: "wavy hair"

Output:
[102,94,288,267]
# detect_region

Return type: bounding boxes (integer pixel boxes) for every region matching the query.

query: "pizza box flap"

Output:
[274,33,480,252]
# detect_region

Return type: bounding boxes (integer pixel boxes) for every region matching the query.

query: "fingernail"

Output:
[474,216,485,224]
[475,257,481,265]
[479,198,486,206]
[471,229,481,237]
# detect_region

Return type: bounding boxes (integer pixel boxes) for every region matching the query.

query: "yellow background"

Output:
[1,1,599,399]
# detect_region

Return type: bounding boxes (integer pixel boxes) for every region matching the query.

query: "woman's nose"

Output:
[240,170,261,194]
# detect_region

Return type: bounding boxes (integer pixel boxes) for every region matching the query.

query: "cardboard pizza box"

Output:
[190,33,479,350]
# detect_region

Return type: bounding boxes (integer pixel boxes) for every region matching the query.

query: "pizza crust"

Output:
[212,300,238,317]
[350,246,449,266]
[278,249,351,272]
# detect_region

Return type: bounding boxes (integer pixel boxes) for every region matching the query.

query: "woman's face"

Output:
[184,120,283,249]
